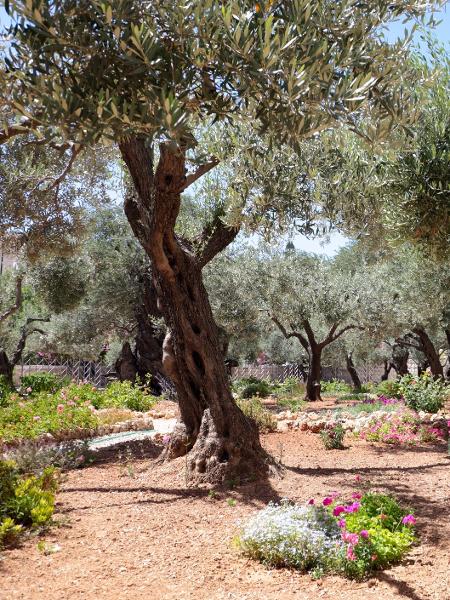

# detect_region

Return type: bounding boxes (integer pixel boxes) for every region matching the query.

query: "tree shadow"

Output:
[375,571,428,600]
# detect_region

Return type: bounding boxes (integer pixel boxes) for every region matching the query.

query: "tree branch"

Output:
[196,217,239,268]
[269,313,310,353]
[0,276,23,324]
[180,158,219,192]
[329,324,364,344]
[0,119,37,145]
[47,145,81,190]
[11,317,50,367]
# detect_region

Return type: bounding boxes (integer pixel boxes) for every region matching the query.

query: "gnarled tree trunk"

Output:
[391,343,409,377]
[306,345,322,401]
[412,327,443,378]
[119,137,267,484]
[0,349,13,387]
[346,352,362,391]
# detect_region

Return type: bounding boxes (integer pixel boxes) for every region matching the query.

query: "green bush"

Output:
[320,423,345,449]
[241,381,271,399]
[373,379,402,399]
[321,380,352,396]
[0,390,98,443]
[100,380,157,412]
[237,398,277,432]
[398,372,448,413]
[0,460,57,549]
[20,372,67,395]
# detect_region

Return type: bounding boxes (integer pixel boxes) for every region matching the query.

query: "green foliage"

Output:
[320,423,345,450]
[233,377,272,399]
[101,380,157,412]
[341,493,416,578]
[0,375,13,407]
[372,380,403,399]
[0,460,57,549]
[20,372,66,395]
[321,380,352,396]
[31,256,89,314]
[0,389,98,443]
[236,398,277,433]
[399,372,448,413]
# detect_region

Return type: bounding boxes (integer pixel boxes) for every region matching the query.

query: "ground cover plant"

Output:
[0,459,58,549]
[321,380,353,397]
[359,410,446,445]
[237,491,418,579]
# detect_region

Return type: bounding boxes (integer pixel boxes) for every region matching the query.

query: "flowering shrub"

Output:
[360,410,445,445]
[238,492,418,579]
[336,492,416,578]
[320,423,345,449]
[398,372,448,413]
[20,372,67,396]
[0,390,98,443]
[237,501,343,572]
[0,460,58,549]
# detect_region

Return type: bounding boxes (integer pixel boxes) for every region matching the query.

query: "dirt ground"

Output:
[1,421,449,600]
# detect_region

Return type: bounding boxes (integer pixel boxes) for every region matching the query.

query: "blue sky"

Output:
[1,3,448,256]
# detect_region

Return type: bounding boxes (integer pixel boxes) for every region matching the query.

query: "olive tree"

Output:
[2,0,439,482]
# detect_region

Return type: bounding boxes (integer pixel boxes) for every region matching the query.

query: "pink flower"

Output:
[346,546,356,561]
[162,434,171,445]
[371,554,377,562]
[33,415,41,421]
[360,530,369,539]
[354,475,361,482]
[307,498,315,505]
[322,497,333,506]
[67,400,76,407]
[333,505,346,516]
[402,514,416,526]
[26,386,32,393]
[338,519,346,528]
[57,404,64,413]
[351,492,362,500]
[76,455,85,463]
[342,531,359,545]
[344,502,361,513]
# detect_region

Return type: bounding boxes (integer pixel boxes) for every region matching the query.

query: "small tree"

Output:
[250,251,364,400]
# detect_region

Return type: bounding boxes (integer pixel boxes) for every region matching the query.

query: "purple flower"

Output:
[338,519,346,528]
[307,498,315,505]
[322,497,333,506]
[351,492,362,500]
[162,434,171,445]
[402,514,416,526]
[360,530,369,539]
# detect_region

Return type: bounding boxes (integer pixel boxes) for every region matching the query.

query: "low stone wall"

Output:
[275,408,450,434]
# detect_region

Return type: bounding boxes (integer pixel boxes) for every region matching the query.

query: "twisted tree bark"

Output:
[119,137,267,484]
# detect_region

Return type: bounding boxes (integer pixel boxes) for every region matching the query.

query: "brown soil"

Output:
[1,429,449,600]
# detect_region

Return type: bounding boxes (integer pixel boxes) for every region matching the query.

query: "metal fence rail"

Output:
[16,354,113,388]
[231,363,392,384]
